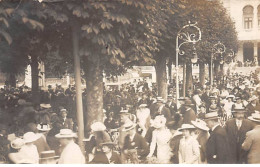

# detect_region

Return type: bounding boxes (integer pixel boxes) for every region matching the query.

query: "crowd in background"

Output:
[1,71,260,164]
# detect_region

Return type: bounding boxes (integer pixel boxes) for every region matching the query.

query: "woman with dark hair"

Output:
[91,136,121,164]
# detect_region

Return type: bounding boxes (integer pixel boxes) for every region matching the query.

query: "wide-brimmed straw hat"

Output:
[37,124,51,132]
[204,112,219,120]
[90,122,106,132]
[178,124,196,131]
[139,104,148,108]
[248,112,260,123]
[122,121,137,132]
[156,97,164,103]
[232,107,247,113]
[153,115,166,129]
[55,129,77,138]
[191,119,209,131]
[226,95,235,100]
[60,109,68,114]
[40,103,51,109]
[119,110,131,115]
[23,132,40,143]
[248,95,258,102]
[40,150,59,160]
[11,138,25,149]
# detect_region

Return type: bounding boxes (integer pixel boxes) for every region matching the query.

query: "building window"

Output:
[244,17,253,29]
[243,5,254,30]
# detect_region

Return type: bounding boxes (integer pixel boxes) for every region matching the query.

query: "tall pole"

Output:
[182,62,186,97]
[211,41,226,87]
[176,38,179,106]
[72,25,85,153]
[175,22,201,106]
[210,54,213,87]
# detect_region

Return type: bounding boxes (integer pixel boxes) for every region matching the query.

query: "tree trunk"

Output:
[155,56,168,100]
[167,59,172,84]
[220,63,224,85]
[85,56,104,132]
[199,62,205,87]
[214,62,219,85]
[208,62,212,86]
[31,55,40,105]
[182,63,186,97]
[8,73,16,88]
[185,62,192,94]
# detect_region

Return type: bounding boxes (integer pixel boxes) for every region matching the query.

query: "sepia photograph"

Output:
[0,0,260,164]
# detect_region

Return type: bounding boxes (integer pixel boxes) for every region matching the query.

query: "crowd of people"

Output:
[1,72,260,164]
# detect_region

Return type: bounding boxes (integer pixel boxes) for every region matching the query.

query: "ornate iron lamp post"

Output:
[210,41,226,86]
[176,21,201,105]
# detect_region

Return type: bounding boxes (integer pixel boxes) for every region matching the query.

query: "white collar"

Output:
[212,124,219,131]
[130,132,136,141]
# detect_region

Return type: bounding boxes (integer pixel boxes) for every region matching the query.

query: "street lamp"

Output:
[210,41,226,86]
[176,21,201,105]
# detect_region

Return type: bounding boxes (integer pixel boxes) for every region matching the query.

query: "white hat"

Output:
[191,119,209,131]
[178,124,196,131]
[204,112,219,120]
[23,132,40,143]
[153,115,166,129]
[226,95,235,99]
[55,129,77,138]
[122,121,137,132]
[172,130,183,138]
[248,112,260,123]
[37,124,51,132]
[91,122,106,132]
[248,95,258,102]
[60,109,68,114]
[139,104,148,108]
[11,138,25,149]
[119,110,130,115]
[40,104,51,109]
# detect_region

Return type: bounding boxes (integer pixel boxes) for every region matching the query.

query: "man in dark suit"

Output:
[225,107,254,163]
[204,112,232,164]
[152,97,171,123]
[59,109,74,130]
[122,122,149,163]
[181,99,196,124]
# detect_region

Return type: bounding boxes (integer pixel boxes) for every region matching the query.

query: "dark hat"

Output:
[40,150,59,160]
[184,99,194,107]
[99,133,116,146]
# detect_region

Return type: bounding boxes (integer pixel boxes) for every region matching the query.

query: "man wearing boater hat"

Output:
[55,129,85,164]
[225,107,254,163]
[242,112,260,164]
[122,121,149,163]
[204,112,232,164]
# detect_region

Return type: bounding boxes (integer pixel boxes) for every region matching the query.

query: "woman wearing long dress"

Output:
[147,115,173,163]
[178,124,200,164]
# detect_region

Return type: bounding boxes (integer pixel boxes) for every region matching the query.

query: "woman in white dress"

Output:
[147,115,172,164]
[178,124,200,164]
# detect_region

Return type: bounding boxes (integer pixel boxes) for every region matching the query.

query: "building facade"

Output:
[221,0,260,65]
